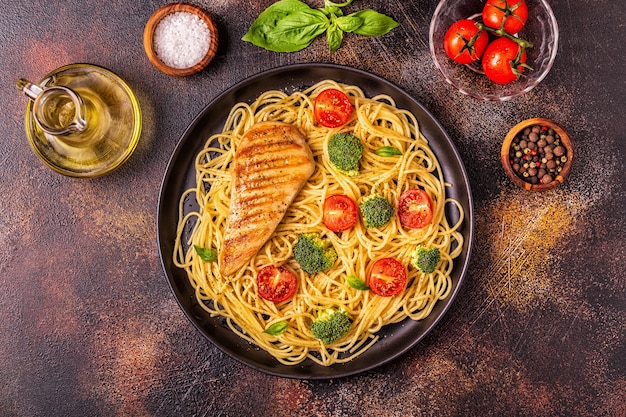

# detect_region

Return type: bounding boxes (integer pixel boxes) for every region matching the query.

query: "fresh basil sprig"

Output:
[242,0,398,52]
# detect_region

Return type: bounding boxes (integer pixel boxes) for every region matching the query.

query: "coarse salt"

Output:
[153,11,211,69]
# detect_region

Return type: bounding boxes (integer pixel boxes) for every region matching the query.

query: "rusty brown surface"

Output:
[1,1,624,416]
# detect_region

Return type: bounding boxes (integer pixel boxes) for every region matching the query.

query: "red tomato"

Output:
[482,0,528,35]
[314,88,353,128]
[443,19,489,64]
[398,188,434,229]
[323,194,358,232]
[482,37,528,84]
[367,258,407,297]
[256,265,297,303]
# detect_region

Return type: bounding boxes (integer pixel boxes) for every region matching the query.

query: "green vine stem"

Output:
[475,22,533,49]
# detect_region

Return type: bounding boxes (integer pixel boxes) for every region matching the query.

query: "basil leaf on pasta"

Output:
[264,321,288,335]
[347,274,369,290]
[193,245,217,263]
[375,146,403,157]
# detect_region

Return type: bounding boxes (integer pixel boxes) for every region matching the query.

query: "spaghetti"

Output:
[174,80,464,366]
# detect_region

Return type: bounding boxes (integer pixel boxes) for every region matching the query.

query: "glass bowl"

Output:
[429,0,559,101]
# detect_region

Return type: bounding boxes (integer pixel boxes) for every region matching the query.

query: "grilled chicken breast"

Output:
[219,121,315,276]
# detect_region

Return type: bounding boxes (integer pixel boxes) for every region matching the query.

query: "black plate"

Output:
[157,63,474,379]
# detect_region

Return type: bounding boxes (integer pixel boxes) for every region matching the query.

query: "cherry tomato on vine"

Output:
[323,194,358,232]
[367,258,407,297]
[397,188,434,229]
[443,19,489,64]
[313,88,353,128]
[256,265,297,303]
[482,37,528,84]
[482,0,528,35]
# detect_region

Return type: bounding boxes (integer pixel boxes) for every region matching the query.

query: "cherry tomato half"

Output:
[443,19,489,64]
[482,37,528,85]
[256,265,297,303]
[367,258,407,297]
[313,88,353,128]
[398,188,434,229]
[482,0,528,35]
[323,194,358,232]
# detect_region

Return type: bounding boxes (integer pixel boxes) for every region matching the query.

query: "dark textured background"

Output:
[1,1,624,416]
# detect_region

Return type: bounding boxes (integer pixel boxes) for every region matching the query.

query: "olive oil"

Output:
[19,64,141,177]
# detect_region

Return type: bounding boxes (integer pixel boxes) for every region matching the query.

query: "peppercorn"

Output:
[554,145,565,157]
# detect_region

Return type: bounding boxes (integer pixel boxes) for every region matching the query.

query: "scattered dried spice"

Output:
[477,191,586,311]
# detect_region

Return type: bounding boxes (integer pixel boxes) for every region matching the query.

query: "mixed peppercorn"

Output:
[508,124,568,185]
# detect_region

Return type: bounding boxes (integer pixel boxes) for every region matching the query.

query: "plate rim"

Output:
[157,62,474,379]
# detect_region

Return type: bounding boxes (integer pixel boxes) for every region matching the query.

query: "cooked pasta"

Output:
[173,80,464,366]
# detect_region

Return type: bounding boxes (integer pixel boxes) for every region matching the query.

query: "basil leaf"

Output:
[242,0,318,52]
[347,274,369,290]
[335,15,363,33]
[326,23,344,52]
[325,0,353,7]
[270,9,330,47]
[375,146,403,157]
[264,321,288,335]
[193,245,217,263]
[321,5,342,17]
[350,10,399,36]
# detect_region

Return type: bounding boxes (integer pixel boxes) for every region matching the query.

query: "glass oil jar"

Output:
[17,64,142,177]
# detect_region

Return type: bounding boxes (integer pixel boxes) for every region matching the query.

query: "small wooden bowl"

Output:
[501,118,574,192]
[143,2,218,76]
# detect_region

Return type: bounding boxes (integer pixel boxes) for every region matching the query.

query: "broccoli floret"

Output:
[293,233,338,274]
[310,308,352,344]
[327,133,364,176]
[359,194,394,228]
[411,246,441,274]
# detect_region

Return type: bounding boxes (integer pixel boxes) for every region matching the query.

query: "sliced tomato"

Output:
[398,188,434,229]
[367,258,407,297]
[313,88,353,128]
[256,265,297,303]
[323,194,358,232]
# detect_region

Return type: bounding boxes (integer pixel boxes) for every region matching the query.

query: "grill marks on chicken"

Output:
[219,121,315,276]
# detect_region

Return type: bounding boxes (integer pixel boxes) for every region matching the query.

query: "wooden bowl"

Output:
[501,118,574,191]
[143,2,218,76]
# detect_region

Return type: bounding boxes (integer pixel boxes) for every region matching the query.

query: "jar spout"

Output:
[16,78,44,101]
